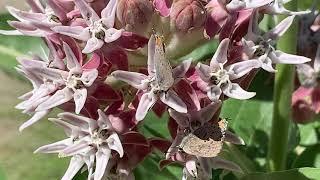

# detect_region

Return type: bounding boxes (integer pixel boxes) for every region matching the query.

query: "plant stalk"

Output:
[267,0,298,172]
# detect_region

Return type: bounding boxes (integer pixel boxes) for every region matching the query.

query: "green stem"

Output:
[267,0,298,172]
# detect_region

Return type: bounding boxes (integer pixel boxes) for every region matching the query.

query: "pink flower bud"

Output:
[117,0,154,28]
[170,0,207,32]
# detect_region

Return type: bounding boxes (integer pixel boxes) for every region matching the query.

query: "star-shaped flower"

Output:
[196,38,260,101]
[53,0,123,53]
[112,34,191,121]
[35,110,124,180]
[243,11,311,72]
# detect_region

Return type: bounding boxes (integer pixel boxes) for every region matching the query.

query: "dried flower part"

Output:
[117,0,154,28]
[170,0,207,32]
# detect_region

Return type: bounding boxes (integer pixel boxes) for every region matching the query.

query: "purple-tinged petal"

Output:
[63,42,82,71]
[8,21,45,37]
[82,53,101,70]
[58,112,97,132]
[34,138,72,153]
[260,56,276,72]
[270,51,311,64]
[227,60,260,80]
[210,38,230,67]
[210,157,242,172]
[245,0,273,9]
[246,10,260,42]
[168,109,189,128]
[153,0,171,17]
[29,66,65,82]
[74,88,88,114]
[223,83,256,99]
[264,15,295,40]
[136,92,157,121]
[53,26,90,41]
[225,0,246,12]
[200,101,221,123]
[185,159,197,177]
[103,28,123,43]
[49,118,79,137]
[47,0,68,23]
[207,85,222,101]
[172,58,192,79]
[81,70,98,86]
[97,109,113,130]
[313,45,320,71]
[94,148,111,180]
[160,89,187,113]
[175,79,201,111]
[46,39,65,69]
[225,131,245,145]
[107,133,124,157]
[61,156,85,180]
[74,0,100,24]
[62,139,91,156]
[111,70,148,90]
[0,29,23,35]
[101,0,117,28]
[115,32,149,50]
[196,63,212,82]
[82,37,104,53]
[36,88,74,111]
[26,0,44,13]
[148,34,156,75]
[19,110,49,131]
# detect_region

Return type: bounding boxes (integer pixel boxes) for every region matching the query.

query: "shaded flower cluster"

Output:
[0,0,312,179]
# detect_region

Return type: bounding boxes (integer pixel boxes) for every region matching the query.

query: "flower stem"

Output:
[267,0,298,172]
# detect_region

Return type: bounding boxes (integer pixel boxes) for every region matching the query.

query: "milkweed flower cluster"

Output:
[0,0,311,179]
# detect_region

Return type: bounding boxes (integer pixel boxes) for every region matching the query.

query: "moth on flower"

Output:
[242,11,311,72]
[112,32,191,121]
[196,38,260,101]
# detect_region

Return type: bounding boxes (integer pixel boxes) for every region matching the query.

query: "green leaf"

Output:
[292,144,320,168]
[0,165,6,180]
[176,39,218,63]
[138,112,171,139]
[241,168,320,180]
[0,14,44,75]
[134,154,182,180]
[73,170,88,180]
[298,121,320,146]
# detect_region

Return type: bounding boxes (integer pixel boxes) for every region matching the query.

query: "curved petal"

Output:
[19,110,49,131]
[63,42,82,71]
[185,159,197,177]
[264,15,295,40]
[34,138,72,154]
[160,90,187,113]
[199,101,221,123]
[227,60,260,80]
[94,148,111,180]
[225,131,245,145]
[195,63,212,82]
[168,109,189,128]
[74,0,100,23]
[36,88,74,111]
[111,70,148,90]
[103,28,123,43]
[270,51,311,64]
[210,38,230,67]
[260,56,276,72]
[107,133,124,157]
[207,85,222,101]
[81,70,98,86]
[101,0,117,28]
[61,156,85,180]
[62,139,91,156]
[53,26,90,41]
[172,59,192,79]
[82,37,104,53]
[210,157,242,172]
[97,109,113,130]
[74,88,88,114]
[223,83,256,100]
[136,92,157,121]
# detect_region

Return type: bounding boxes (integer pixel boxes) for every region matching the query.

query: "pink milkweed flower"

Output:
[196,38,260,101]
[112,34,191,121]
[242,12,311,72]
[296,45,320,88]
[0,0,69,37]
[34,110,124,180]
[31,42,99,114]
[153,0,172,17]
[260,0,311,15]
[53,0,124,53]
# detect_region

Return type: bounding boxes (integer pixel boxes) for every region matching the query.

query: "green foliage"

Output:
[241,168,320,180]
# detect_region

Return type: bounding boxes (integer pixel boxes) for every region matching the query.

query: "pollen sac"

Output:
[170,0,207,32]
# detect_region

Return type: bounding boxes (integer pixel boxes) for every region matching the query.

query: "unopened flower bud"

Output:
[117,0,154,30]
[170,0,206,32]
